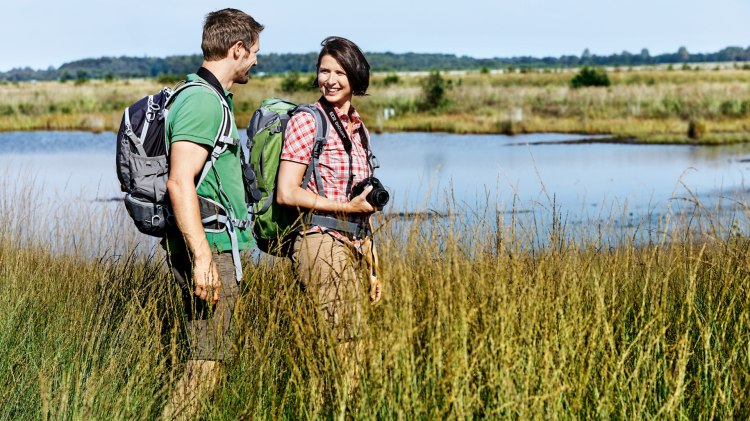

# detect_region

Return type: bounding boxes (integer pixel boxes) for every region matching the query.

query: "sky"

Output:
[2,0,749,71]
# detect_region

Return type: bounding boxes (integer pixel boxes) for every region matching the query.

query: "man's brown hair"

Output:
[202,8,264,61]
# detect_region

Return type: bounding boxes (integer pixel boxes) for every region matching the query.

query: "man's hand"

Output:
[193,257,221,305]
[370,275,382,304]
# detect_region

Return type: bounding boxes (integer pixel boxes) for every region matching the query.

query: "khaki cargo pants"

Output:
[292,232,365,342]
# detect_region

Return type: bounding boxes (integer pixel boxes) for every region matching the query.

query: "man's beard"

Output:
[235,73,250,84]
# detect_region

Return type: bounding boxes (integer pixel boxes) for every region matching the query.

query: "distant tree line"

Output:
[2,46,750,82]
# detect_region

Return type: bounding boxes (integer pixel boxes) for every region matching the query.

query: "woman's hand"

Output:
[346,185,376,214]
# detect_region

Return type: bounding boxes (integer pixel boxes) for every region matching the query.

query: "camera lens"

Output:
[369,188,390,207]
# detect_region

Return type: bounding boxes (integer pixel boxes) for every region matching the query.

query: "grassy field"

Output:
[1,66,750,143]
[2,176,750,419]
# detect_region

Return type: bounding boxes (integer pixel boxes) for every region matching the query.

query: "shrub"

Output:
[280,72,301,93]
[74,70,89,86]
[156,73,182,85]
[418,70,449,111]
[570,66,610,88]
[281,72,316,93]
[383,73,400,86]
[688,119,706,139]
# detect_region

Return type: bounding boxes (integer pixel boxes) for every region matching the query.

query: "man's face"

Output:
[235,39,260,84]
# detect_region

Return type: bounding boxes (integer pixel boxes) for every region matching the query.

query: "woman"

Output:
[277,36,382,343]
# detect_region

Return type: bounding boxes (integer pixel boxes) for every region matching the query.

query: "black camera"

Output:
[350,177,390,208]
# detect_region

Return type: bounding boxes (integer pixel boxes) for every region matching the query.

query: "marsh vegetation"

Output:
[1,66,750,143]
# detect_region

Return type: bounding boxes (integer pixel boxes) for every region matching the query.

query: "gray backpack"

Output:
[116,80,249,282]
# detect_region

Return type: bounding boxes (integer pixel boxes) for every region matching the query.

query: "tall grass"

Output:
[2,177,750,418]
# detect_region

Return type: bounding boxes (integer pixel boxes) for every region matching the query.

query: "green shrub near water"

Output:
[383,73,400,86]
[571,66,611,88]
[280,72,316,94]
[156,73,183,85]
[418,70,449,111]
[2,176,750,418]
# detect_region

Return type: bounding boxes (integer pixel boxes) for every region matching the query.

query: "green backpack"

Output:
[245,98,329,256]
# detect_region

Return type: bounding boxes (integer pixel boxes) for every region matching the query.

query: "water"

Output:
[2,130,750,250]
[376,132,750,217]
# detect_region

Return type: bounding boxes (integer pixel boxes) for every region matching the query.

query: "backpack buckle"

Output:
[312,139,325,158]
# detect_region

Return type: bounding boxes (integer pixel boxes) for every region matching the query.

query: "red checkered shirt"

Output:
[280,101,373,244]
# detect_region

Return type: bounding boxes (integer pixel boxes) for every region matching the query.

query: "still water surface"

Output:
[1,130,750,234]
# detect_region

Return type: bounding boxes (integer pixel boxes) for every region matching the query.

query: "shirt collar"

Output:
[187,70,233,99]
[318,101,362,127]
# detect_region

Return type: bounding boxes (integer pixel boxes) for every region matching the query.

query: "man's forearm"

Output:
[168,178,213,263]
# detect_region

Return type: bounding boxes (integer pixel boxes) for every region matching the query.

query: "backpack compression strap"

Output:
[123,89,170,158]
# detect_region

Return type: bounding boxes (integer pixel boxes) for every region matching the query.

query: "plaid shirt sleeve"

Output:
[280,112,316,164]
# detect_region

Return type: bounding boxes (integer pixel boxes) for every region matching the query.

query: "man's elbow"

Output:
[166,177,192,199]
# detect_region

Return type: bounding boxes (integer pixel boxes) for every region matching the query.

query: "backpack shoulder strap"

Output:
[166,80,237,189]
[357,124,380,173]
[294,105,329,197]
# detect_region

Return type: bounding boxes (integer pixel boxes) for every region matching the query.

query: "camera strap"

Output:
[319,97,356,196]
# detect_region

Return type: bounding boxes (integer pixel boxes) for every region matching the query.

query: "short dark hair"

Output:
[202,8,264,61]
[316,37,370,96]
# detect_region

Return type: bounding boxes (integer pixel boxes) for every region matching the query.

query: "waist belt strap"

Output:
[200,209,248,283]
[226,219,243,283]
[304,214,369,238]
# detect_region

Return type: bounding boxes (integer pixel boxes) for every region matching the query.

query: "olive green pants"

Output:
[169,252,239,361]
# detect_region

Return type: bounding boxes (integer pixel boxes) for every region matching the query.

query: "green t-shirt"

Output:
[165,74,251,253]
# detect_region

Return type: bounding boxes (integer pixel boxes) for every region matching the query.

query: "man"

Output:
[161,8,262,419]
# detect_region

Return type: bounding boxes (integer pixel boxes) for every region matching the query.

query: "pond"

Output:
[1,130,749,252]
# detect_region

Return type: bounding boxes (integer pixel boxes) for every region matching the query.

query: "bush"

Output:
[688,119,706,139]
[156,73,182,85]
[419,70,449,111]
[74,70,89,86]
[383,73,400,86]
[570,66,611,88]
[280,72,316,94]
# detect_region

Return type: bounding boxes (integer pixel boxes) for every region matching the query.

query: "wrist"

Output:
[192,249,214,267]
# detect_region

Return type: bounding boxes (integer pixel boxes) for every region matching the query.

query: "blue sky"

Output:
[2,0,748,71]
